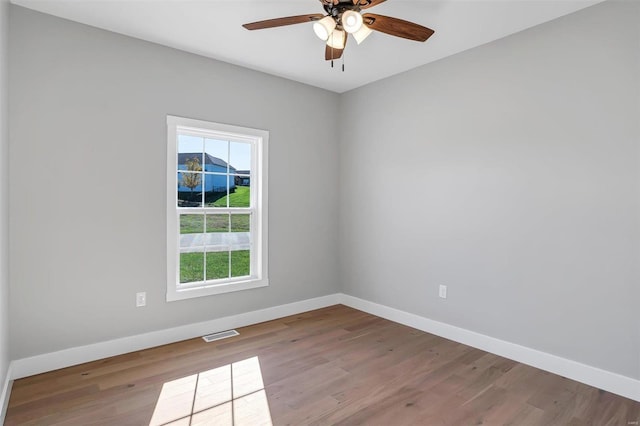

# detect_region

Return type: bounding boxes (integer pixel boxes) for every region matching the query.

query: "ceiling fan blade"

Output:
[243,14,324,30]
[362,13,434,42]
[353,0,387,9]
[325,45,344,60]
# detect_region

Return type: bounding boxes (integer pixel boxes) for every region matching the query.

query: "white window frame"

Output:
[166,116,268,302]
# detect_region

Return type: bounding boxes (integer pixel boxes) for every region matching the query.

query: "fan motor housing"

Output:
[323,1,362,17]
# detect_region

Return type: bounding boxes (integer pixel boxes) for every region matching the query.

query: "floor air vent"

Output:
[202,329,239,343]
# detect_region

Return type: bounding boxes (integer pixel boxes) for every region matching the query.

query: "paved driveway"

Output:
[180,232,250,253]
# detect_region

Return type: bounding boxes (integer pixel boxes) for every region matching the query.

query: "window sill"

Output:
[166,278,269,302]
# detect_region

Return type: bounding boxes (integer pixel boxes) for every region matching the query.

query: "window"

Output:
[167,116,268,301]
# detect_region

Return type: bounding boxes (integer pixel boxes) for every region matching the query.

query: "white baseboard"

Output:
[338,293,640,402]
[0,362,13,425]
[10,293,341,380]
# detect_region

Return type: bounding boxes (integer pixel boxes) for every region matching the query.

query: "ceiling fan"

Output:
[242,0,434,64]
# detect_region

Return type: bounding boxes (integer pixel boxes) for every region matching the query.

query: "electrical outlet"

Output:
[136,292,146,307]
[439,285,447,299]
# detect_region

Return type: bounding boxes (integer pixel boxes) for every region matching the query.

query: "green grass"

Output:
[178,185,250,208]
[180,250,250,283]
[212,186,250,208]
[180,214,250,234]
[231,250,250,277]
[180,215,205,234]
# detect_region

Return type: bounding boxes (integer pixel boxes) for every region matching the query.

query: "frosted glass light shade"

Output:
[353,24,373,44]
[342,10,363,33]
[326,29,346,49]
[313,16,336,41]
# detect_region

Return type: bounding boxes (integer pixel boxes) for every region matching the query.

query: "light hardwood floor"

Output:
[5,305,640,425]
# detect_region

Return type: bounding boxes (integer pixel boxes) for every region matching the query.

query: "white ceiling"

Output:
[12,0,605,93]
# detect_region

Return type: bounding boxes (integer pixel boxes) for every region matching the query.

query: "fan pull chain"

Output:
[342,51,345,72]
[331,40,334,68]
[330,32,334,68]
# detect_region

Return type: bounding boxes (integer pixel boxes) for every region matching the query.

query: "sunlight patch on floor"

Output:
[149,356,272,426]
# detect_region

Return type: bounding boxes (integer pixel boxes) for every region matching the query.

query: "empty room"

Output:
[0,0,639,424]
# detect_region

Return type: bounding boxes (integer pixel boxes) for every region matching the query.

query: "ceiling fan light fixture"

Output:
[327,29,346,50]
[242,1,435,63]
[353,24,373,44]
[313,16,336,41]
[341,10,363,34]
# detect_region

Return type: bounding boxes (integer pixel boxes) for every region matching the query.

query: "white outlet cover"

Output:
[439,285,447,299]
[136,292,146,307]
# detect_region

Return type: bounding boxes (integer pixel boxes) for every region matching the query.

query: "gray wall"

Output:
[0,0,9,399]
[9,6,340,359]
[339,0,640,379]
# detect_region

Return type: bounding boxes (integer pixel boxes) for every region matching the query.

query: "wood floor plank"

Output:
[5,305,640,425]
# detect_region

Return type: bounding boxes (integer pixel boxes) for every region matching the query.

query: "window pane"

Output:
[210,175,232,208]
[180,252,204,284]
[234,173,250,188]
[231,250,250,277]
[206,251,229,280]
[230,214,250,233]
[181,214,205,240]
[230,141,251,175]
[229,177,250,208]
[204,173,228,207]
[206,213,229,233]
[178,135,204,160]
[205,139,229,171]
[178,171,203,207]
